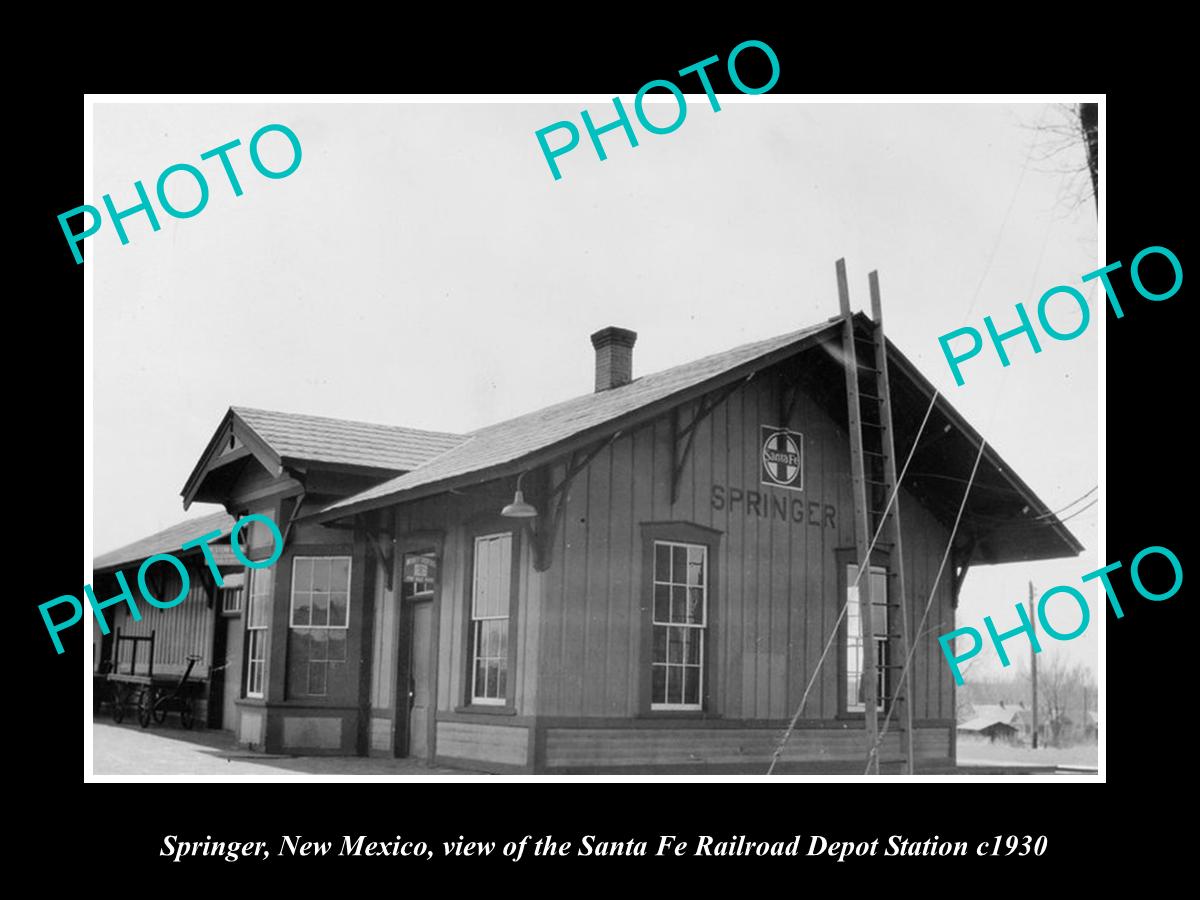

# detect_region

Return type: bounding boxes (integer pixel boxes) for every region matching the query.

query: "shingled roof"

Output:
[181,406,467,508]
[312,313,1083,567]
[94,509,238,573]
[232,406,465,472]
[317,318,840,518]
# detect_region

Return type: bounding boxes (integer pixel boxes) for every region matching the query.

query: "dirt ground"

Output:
[92,722,483,776]
[956,737,1098,769]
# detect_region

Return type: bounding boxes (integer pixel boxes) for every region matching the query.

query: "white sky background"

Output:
[93,100,1099,679]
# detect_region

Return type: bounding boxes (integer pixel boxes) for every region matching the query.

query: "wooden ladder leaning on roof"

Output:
[836,259,916,776]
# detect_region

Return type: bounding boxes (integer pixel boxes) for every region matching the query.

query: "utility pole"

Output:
[1029,580,1038,750]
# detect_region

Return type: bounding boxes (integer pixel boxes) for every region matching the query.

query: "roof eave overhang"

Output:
[92,538,238,576]
[880,321,1085,564]
[314,314,1085,568]
[181,409,285,510]
[278,457,406,480]
[310,323,844,526]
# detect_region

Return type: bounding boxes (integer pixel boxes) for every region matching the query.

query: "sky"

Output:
[91,99,1099,678]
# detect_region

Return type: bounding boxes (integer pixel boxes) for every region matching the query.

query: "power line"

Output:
[866,439,987,773]
[1034,486,1097,520]
[766,387,940,775]
[1056,498,1097,525]
[960,106,1047,323]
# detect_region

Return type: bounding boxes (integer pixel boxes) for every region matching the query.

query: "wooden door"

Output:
[210,584,245,730]
[406,599,434,758]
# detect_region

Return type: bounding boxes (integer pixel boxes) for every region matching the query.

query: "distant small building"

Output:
[957,718,1019,744]
[958,703,1023,744]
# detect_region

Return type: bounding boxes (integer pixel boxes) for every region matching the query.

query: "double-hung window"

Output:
[651,541,708,710]
[469,533,513,705]
[245,568,271,699]
[846,563,889,713]
[290,557,351,696]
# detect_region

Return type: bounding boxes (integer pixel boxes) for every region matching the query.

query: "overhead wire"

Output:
[865,439,987,773]
[768,107,1056,774]
[766,387,939,775]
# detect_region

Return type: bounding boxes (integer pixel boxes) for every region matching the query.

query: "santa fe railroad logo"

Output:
[760,426,804,491]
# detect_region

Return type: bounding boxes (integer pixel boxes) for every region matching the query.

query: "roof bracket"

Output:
[777,367,803,430]
[367,528,395,591]
[281,489,307,548]
[533,434,620,572]
[199,566,218,608]
[670,375,751,505]
[951,536,976,608]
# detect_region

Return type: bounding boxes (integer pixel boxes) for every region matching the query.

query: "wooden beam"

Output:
[198,565,218,608]
[870,268,915,777]
[533,435,620,571]
[837,258,880,775]
[670,376,752,505]
[281,490,307,547]
[312,326,840,525]
[778,369,802,429]
[367,529,395,591]
[951,536,976,608]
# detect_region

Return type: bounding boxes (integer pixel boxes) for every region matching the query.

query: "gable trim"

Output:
[181,409,285,509]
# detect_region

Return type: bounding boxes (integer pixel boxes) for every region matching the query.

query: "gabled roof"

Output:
[232,406,465,472]
[94,509,238,573]
[181,406,465,507]
[965,704,1023,727]
[313,313,1083,566]
[959,716,1019,733]
[318,319,839,517]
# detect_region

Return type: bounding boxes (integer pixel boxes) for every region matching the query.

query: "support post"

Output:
[1030,580,1039,750]
[870,269,915,776]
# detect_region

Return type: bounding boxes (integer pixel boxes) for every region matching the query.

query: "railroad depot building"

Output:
[93,313,1079,773]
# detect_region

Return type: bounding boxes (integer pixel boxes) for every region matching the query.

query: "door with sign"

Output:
[397,552,437,759]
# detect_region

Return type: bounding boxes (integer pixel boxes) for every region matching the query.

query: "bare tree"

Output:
[1024,102,1098,216]
[1079,102,1097,204]
[1015,656,1096,746]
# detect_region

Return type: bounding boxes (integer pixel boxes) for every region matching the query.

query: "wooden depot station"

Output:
[92,264,1080,773]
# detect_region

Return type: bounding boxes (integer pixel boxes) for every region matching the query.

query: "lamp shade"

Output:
[501,488,538,519]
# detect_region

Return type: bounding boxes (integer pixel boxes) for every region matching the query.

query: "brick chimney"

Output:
[590,326,637,392]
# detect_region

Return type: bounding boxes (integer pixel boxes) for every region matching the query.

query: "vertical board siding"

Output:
[113,566,213,677]
[626,426,656,714]
[725,385,746,717]
[517,534,542,713]
[607,435,634,714]
[540,461,567,715]
[535,354,956,726]
[583,446,611,716]
[562,472,589,715]
[369,557,396,710]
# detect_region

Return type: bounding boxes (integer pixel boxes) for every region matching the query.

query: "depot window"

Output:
[845,563,889,713]
[468,532,516,706]
[290,557,351,696]
[639,522,721,715]
[651,541,708,710]
[244,568,271,699]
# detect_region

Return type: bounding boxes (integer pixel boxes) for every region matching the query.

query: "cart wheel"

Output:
[137,688,153,728]
[180,699,195,730]
[112,685,126,724]
[152,698,168,725]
